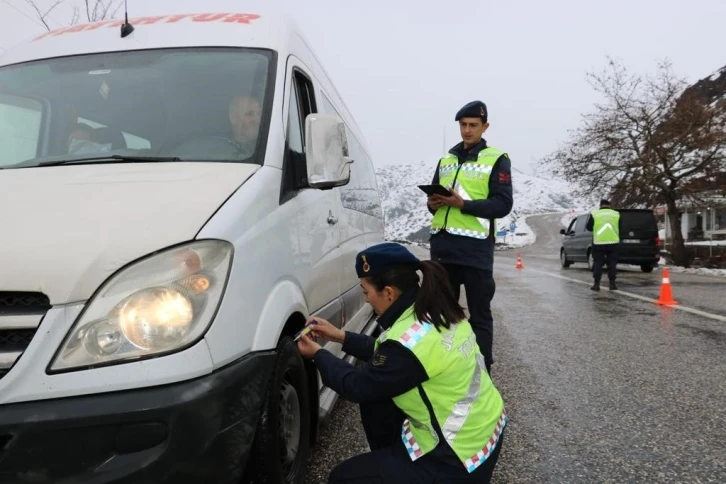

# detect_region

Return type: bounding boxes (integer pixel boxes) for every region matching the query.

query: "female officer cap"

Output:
[355,242,420,278]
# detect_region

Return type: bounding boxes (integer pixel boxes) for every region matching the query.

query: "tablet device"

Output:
[418,184,452,197]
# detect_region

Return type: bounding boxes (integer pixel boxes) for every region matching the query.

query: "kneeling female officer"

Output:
[297,242,507,483]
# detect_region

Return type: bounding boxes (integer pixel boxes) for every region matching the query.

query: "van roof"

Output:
[0,11,287,67]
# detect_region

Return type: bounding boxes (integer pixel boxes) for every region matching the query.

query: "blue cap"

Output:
[356,242,420,277]
[455,100,488,122]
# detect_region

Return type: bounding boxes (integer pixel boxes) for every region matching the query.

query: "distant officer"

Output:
[297,242,507,483]
[426,100,513,374]
[586,199,621,291]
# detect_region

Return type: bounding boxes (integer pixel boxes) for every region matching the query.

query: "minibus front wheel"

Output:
[246,336,311,483]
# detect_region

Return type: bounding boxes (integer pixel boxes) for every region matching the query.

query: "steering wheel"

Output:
[165,134,254,160]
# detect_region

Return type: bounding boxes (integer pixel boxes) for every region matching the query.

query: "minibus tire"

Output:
[245,336,311,483]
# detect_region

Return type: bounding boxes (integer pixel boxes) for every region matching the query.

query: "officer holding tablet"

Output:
[425,100,513,374]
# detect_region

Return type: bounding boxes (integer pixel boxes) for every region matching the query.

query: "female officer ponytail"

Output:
[366,260,465,331]
[416,260,466,330]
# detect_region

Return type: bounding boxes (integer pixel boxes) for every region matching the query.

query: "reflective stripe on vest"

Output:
[403,410,508,474]
[430,147,505,240]
[592,208,620,244]
[442,352,486,442]
[464,410,508,473]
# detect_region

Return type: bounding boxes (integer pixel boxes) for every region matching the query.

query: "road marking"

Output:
[526,268,726,323]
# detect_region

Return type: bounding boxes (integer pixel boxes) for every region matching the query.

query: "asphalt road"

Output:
[305,213,726,483]
[518,213,726,317]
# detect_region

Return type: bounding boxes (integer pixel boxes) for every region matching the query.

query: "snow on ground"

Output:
[685,240,726,247]
[495,216,536,250]
[662,265,726,278]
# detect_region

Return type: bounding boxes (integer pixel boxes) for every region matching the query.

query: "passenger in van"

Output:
[227,94,262,155]
[67,123,93,147]
[67,122,111,155]
[297,242,506,483]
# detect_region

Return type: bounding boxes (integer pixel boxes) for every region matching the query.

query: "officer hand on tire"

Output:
[296,334,320,359]
[296,317,345,358]
[306,316,346,343]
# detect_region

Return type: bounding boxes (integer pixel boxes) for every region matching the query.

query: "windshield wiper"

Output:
[35,155,181,167]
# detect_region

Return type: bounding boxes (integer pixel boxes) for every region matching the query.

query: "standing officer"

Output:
[426,100,513,374]
[586,199,621,291]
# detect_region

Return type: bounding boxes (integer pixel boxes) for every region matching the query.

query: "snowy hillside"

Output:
[375,162,595,245]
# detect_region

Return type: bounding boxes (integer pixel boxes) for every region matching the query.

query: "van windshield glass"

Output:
[0,48,272,168]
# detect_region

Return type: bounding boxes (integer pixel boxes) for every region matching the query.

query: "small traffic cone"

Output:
[515,253,524,269]
[655,267,678,306]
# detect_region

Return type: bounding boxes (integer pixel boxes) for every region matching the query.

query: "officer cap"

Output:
[455,100,488,122]
[356,242,420,278]
[600,199,611,206]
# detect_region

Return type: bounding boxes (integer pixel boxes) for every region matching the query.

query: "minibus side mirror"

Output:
[304,113,353,189]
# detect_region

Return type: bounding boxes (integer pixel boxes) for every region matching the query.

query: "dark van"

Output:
[560,209,660,273]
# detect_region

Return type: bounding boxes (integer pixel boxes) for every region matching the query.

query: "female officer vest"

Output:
[374,306,507,473]
[430,147,505,240]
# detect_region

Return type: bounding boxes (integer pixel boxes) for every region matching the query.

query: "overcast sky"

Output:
[1,0,724,175]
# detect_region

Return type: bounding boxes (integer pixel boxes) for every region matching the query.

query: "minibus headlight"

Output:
[49,240,233,372]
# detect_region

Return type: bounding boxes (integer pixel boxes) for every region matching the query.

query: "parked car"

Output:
[0,11,384,484]
[560,209,660,273]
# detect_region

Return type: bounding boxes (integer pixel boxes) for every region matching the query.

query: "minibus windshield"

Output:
[0,47,273,168]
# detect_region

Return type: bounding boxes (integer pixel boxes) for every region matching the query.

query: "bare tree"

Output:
[541,58,726,267]
[24,0,123,30]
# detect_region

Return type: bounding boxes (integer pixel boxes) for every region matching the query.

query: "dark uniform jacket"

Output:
[427,138,514,271]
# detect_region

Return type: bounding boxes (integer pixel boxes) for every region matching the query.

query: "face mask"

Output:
[68,139,113,155]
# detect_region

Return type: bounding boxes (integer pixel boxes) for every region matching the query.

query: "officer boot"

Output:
[609,281,618,290]
[590,281,600,291]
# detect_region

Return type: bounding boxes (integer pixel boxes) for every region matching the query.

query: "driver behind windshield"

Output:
[228,94,261,155]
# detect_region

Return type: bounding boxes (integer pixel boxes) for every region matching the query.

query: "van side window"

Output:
[294,72,317,134]
[287,84,304,154]
[281,69,318,202]
[584,215,594,232]
[566,219,577,234]
[320,92,382,219]
[575,215,589,233]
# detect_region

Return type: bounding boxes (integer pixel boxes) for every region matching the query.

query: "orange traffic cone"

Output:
[515,253,524,269]
[655,267,678,306]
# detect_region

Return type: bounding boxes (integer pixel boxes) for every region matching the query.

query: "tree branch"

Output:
[539,57,726,267]
[24,0,65,30]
